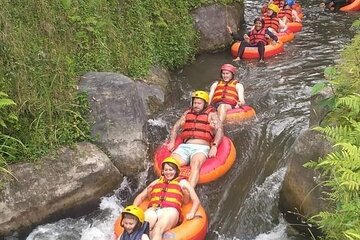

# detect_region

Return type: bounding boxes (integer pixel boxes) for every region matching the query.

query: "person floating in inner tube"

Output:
[227,17,278,62]
[263,3,288,34]
[208,64,245,123]
[278,0,302,23]
[269,0,285,8]
[133,157,201,240]
[166,90,223,187]
[261,0,285,13]
[118,205,150,240]
[320,0,351,11]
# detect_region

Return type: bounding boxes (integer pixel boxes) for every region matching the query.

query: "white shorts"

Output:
[172,143,210,165]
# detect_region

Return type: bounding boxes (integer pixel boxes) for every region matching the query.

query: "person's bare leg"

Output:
[171,153,187,166]
[144,208,158,235]
[217,104,232,123]
[189,153,207,187]
[151,208,179,240]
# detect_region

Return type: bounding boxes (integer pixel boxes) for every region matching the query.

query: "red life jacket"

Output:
[180,106,215,142]
[264,16,280,32]
[249,28,268,45]
[278,8,293,22]
[212,79,239,106]
[149,176,183,214]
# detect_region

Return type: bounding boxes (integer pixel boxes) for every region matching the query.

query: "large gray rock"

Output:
[141,65,171,93]
[192,3,245,52]
[280,130,333,229]
[79,72,165,176]
[0,142,121,236]
[309,86,333,127]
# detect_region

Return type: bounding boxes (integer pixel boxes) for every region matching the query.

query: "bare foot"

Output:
[233,57,240,62]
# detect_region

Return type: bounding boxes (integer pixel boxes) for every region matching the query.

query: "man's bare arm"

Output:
[168,111,187,144]
[210,112,224,145]
[236,83,245,105]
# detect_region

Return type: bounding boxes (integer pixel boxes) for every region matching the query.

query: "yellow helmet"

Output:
[268,3,280,13]
[122,205,144,223]
[162,156,180,171]
[191,90,209,104]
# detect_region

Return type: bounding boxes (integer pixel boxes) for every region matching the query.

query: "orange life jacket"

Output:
[212,80,239,106]
[264,16,280,32]
[249,28,268,45]
[149,176,183,213]
[180,106,214,142]
[278,8,293,22]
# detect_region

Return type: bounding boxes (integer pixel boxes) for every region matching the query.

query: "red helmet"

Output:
[220,64,237,74]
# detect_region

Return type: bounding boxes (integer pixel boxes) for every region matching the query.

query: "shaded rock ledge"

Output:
[280,87,334,234]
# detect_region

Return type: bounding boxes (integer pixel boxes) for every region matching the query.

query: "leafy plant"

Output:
[0,92,17,129]
[306,21,360,239]
[306,90,360,240]
[0,92,22,178]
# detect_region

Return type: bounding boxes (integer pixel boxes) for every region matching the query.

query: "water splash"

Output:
[147,118,167,128]
[254,218,288,240]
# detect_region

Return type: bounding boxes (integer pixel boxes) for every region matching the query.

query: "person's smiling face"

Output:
[162,163,177,180]
[221,70,233,82]
[254,20,263,30]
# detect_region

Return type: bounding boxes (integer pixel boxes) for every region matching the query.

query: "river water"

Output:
[23,0,359,240]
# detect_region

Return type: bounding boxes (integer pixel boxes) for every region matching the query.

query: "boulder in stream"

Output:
[79,72,166,176]
[192,3,245,52]
[0,142,121,237]
[279,129,333,233]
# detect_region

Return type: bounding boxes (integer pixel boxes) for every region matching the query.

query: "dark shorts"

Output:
[213,101,237,110]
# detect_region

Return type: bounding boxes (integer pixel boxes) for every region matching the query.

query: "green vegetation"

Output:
[0,92,22,176]
[306,24,360,240]
[0,0,241,173]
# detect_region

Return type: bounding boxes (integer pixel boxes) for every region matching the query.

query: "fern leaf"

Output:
[336,94,360,115]
[340,180,360,191]
[0,92,9,97]
[0,99,16,109]
[314,125,352,143]
[344,230,360,240]
[0,119,6,128]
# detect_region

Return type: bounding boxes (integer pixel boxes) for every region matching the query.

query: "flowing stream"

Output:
[23,0,359,239]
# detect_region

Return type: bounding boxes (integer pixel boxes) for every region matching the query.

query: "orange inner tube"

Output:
[114,200,208,240]
[276,31,295,43]
[226,105,256,123]
[340,0,360,11]
[287,22,303,33]
[154,136,236,184]
[231,41,284,59]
